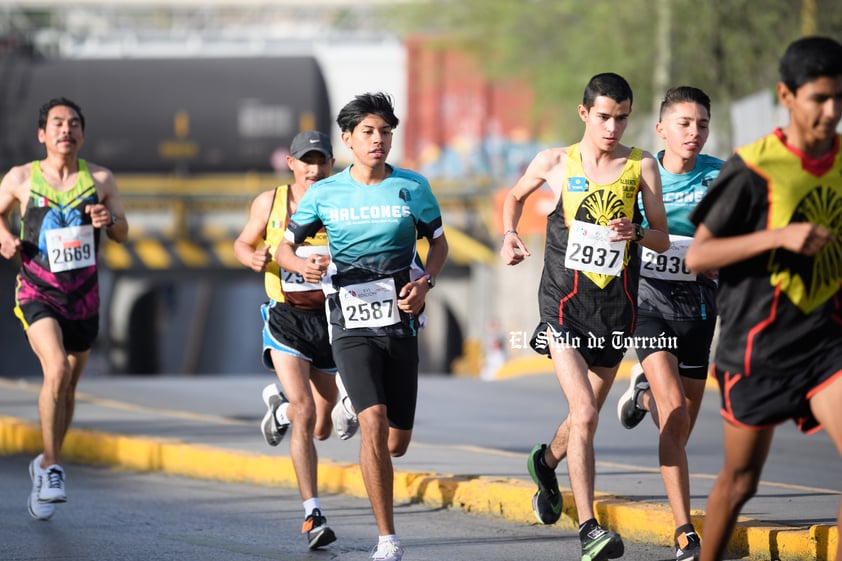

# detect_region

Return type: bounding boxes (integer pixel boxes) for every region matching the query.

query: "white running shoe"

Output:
[38,464,67,504]
[331,395,358,440]
[370,540,403,561]
[332,375,358,440]
[28,455,56,520]
[260,383,290,446]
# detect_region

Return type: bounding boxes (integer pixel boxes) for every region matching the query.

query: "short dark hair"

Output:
[38,97,85,131]
[779,36,842,94]
[659,86,712,121]
[336,92,399,133]
[582,73,633,110]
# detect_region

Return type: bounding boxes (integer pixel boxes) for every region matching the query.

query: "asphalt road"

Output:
[56,371,842,501]
[0,454,669,561]
[1,371,839,560]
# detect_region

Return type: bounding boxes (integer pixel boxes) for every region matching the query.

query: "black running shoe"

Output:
[617,363,649,429]
[675,530,701,561]
[581,523,624,561]
[302,508,336,550]
[527,443,562,524]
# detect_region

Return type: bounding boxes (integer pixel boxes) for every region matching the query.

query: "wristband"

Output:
[633,223,645,242]
[502,229,518,241]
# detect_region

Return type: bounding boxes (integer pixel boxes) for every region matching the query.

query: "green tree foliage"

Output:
[392,0,842,140]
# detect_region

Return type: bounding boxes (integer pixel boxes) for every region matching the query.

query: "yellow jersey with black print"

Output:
[263,185,329,310]
[532,143,644,359]
[690,129,842,378]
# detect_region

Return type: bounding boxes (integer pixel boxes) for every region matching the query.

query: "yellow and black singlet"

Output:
[690,129,842,378]
[263,184,329,310]
[536,144,644,339]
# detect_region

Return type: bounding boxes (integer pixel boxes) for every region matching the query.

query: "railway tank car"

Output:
[0,55,332,174]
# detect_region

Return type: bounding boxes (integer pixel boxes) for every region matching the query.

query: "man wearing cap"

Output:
[234,130,345,550]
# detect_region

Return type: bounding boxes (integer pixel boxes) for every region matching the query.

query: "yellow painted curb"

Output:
[0,415,835,560]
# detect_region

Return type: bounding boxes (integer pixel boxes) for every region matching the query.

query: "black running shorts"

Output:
[331,335,419,430]
[530,321,626,369]
[261,301,336,373]
[634,313,716,380]
[15,299,98,353]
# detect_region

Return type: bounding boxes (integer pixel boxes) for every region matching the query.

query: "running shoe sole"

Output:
[582,531,624,561]
[331,395,358,440]
[675,531,701,560]
[308,526,337,549]
[260,383,288,446]
[617,364,648,429]
[28,456,55,520]
[526,443,562,524]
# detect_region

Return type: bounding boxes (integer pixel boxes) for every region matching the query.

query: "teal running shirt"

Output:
[286,164,443,338]
[640,152,722,236]
[638,152,722,320]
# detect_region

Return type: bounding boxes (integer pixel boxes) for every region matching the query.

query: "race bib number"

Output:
[281,245,329,292]
[564,220,626,276]
[45,225,95,272]
[640,235,695,281]
[338,278,400,329]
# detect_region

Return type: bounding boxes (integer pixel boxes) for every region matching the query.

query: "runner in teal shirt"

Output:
[277,92,448,561]
[617,86,722,561]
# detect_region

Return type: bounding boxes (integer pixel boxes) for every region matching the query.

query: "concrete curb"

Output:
[0,415,835,560]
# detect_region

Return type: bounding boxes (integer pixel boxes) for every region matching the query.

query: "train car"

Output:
[0,55,331,173]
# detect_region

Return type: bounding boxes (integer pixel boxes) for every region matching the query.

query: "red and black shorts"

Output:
[714,349,842,433]
[530,321,627,369]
